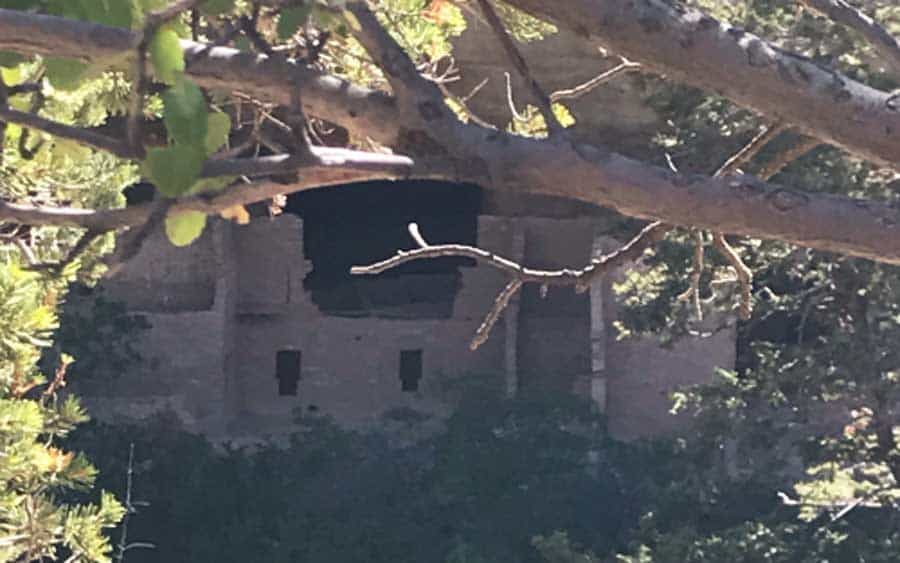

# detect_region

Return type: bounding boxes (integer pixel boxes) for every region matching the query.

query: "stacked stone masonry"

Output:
[79,214,735,442]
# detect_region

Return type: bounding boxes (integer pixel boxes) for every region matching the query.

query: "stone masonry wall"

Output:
[81,214,736,441]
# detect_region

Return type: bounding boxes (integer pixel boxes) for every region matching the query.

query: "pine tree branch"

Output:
[503,0,900,168]
[1,9,900,264]
[0,150,416,232]
[799,0,900,78]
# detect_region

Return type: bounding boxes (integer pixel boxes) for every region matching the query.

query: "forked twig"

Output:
[475,0,564,136]
[353,221,668,349]
[550,59,641,102]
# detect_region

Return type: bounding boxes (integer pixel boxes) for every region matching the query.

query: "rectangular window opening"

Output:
[399,350,423,392]
[276,350,302,396]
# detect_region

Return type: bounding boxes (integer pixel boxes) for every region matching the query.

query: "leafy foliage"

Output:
[0,263,123,562]
[66,384,637,563]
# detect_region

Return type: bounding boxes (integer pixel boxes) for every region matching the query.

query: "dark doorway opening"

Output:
[276,350,302,396]
[285,180,481,318]
[399,350,423,392]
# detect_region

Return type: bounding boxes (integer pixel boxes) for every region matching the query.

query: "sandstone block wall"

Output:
[78,214,735,441]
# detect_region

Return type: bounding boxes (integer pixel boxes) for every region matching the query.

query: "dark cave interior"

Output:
[285,180,482,318]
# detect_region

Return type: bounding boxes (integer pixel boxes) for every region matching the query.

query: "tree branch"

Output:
[0,103,412,179]
[352,220,669,348]
[0,106,140,159]
[708,121,790,319]
[549,59,641,102]
[503,0,900,167]
[474,0,564,136]
[799,0,900,78]
[0,150,417,232]
[352,221,668,286]
[1,9,900,265]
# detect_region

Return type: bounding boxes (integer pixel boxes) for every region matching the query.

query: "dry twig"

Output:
[353,221,669,349]
[706,121,789,319]
[474,0,564,136]
[550,59,641,102]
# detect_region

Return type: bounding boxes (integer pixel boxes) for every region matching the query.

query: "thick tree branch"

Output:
[799,0,900,78]
[503,0,900,167]
[2,9,900,264]
[0,150,417,232]
[0,104,411,179]
[0,106,140,159]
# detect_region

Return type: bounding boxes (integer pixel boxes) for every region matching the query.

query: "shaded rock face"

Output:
[448,15,665,156]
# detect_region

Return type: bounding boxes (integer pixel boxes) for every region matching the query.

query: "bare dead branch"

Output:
[550,59,641,102]
[471,279,523,350]
[12,237,38,266]
[713,233,753,319]
[503,72,528,122]
[353,221,667,285]
[799,0,900,77]
[437,81,496,129]
[678,230,705,321]
[474,0,564,136]
[707,121,790,318]
[353,219,669,348]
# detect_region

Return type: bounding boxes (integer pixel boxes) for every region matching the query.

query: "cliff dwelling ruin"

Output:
[71,180,736,442]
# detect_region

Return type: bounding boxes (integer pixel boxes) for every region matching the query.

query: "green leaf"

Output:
[165,211,207,247]
[162,76,207,146]
[1,65,22,86]
[205,111,231,155]
[201,0,235,16]
[45,57,89,91]
[144,145,206,197]
[277,6,313,40]
[149,27,185,86]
